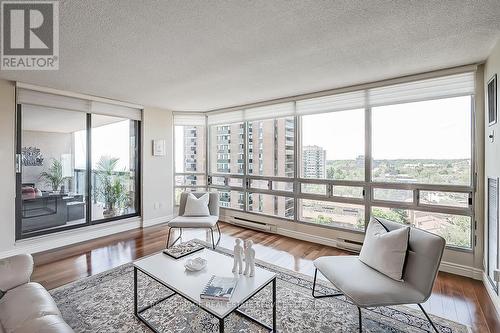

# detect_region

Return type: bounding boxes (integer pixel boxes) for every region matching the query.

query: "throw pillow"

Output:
[359,218,409,281]
[183,193,210,217]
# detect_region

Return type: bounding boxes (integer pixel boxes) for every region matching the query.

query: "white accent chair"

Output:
[167,192,221,249]
[0,254,74,333]
[312,217,446,332]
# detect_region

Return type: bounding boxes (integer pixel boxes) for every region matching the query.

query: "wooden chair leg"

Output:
[358,307,362,332]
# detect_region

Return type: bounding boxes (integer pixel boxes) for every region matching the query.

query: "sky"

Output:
[302,96,472,160]
[75,119,132,170]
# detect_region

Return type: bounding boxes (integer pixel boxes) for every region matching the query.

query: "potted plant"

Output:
[95,156,129,218]
[39,159,70,193]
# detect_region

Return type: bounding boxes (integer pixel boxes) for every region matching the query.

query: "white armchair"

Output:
[167,192,221,249]
[312,218,446,332]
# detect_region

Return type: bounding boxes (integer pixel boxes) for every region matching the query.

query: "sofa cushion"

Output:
[359,218,409,281]
[183,193,210,217]
[0,282,61,332]
[12,315,73,333]
[0,254,33,292]
[168,215,218,228]
[314,255,425,307]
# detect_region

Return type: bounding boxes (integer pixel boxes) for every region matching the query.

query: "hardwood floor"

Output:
[32,222,499,332]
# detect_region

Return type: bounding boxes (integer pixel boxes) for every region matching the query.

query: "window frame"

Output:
[15,106,142,240]
[199,75,477,251]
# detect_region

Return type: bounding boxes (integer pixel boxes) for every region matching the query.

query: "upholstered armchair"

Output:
[167,192,221,249]
[312,218,446,332]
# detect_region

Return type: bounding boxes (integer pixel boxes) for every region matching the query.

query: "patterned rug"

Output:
[50,242,470,332]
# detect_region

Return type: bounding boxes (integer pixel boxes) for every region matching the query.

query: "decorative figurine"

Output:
[232,238,244,274]
[244,240,255,277]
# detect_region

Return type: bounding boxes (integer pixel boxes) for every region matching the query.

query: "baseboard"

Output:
[439,261,483,280]
[276,227,339,249]
[142,215,173,228]
[482,272,500,321]
[0,217,141,259]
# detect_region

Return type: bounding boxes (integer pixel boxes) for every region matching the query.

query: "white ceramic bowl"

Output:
[184,257,207,271]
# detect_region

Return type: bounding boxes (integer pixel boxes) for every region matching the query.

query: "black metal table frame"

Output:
[134,266,277,333]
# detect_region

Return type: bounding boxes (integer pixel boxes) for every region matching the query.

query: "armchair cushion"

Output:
[314,256,426,307]
[359,218,409,281]
[0,254,34,292]
[168,215,219,228]
[183,193,210,217]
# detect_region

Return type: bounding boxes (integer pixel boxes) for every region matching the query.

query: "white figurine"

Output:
[244,240,255,277]
[232,238,244,274]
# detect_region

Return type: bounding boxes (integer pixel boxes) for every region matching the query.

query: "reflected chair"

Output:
[167,192,221,249]
[312,218,445,332]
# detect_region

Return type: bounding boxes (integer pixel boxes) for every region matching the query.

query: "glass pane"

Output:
[301,109,364,180]
[247,117,294,177]
[175,187,205,205]
[373,188,413,203]
[248,193,294,219]
[20,105,87,236]
[419,191,470,208]
[332,185,364,198]
[301,183,327,195]
[371,207,472,248]
[210,176,226,186]
[175,175,206,186]
[91,115,138,220]
[299,199,365,231]
[250,179,269,190]
[272,181,294,192]
[210,189,245,210]
[175,125,206,173]
[228,178,244,187]
[372,96,472,185]
[209,123,245,174]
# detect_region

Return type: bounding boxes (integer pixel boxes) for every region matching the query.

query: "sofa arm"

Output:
[0,254,34,292]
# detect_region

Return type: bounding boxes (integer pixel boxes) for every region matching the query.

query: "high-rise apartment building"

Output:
[183,126,205,185]
[303,145,326,178]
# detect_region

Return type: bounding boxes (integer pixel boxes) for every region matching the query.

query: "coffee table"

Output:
[133,248,277,332]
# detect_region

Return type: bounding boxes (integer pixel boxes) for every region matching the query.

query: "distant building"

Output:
[183,126,205,185]
[303,145,326,178]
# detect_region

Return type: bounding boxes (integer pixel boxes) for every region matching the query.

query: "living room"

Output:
[1,1,500,332]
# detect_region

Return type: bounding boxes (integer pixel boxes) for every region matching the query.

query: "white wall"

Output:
[0,80,16,253]
[141,107,174,227]
[483,38,500,315]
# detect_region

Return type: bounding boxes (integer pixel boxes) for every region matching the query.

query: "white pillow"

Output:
[359,218,409,281]
[183,193,210,217]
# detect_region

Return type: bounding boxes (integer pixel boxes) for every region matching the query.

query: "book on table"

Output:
[200,275,238,301]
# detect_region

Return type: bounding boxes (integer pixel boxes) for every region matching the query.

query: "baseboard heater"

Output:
[336,238,363,253]
[228,216,274,232]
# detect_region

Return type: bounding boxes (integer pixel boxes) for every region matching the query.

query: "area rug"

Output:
[50,242,470,332]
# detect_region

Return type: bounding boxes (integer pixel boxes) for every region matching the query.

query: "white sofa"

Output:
[0,254,73,333]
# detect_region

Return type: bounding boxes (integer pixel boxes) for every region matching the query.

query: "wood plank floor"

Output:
[32,222,499,332]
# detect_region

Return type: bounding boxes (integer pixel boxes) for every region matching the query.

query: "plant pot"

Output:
[103,209,115,218]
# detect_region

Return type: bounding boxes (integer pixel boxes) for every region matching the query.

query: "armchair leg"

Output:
[418,304,439,333]
[312,268,343,298]
[166,227,182,249]
[210,228,215,249]
[358,307,362,332]
[216,222,221,246]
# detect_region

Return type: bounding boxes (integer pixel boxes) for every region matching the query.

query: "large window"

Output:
[16,88,141,239]
[200,72,476,250]
[372,96,472,185]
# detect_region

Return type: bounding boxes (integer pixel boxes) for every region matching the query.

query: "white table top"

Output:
[133,248,276,318]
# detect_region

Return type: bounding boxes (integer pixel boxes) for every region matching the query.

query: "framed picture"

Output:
[152,139,166,156]
[488,74,497,126]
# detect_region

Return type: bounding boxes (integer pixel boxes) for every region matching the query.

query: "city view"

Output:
[175,96,472,248]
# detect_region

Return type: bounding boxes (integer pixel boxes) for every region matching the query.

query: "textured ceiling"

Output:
[1,0,500,111]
